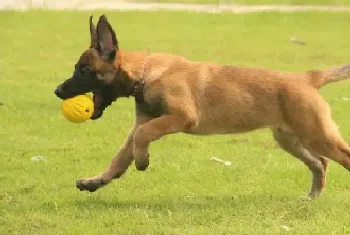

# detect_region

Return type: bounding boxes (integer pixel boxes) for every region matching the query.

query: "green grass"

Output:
[131,0,350,5]
[1,10,350,235]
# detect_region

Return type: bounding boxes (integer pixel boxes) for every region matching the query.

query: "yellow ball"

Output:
[61,94,94,123]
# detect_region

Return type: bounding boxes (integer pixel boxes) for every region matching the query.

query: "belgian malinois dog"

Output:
[54,14,350,199]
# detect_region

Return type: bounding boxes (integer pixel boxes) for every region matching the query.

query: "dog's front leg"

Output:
[133,115,195,171]
[76,115,152,192]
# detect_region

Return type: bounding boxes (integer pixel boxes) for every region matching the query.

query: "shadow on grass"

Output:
[70,193,315,214]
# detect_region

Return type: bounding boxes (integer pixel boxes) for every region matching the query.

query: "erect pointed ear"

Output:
[89,15,97,48]
[96,14,118,62]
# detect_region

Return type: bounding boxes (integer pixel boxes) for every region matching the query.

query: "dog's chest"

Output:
[135,96,167,118]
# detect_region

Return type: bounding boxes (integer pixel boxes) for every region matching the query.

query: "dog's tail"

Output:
[306,64,350,89]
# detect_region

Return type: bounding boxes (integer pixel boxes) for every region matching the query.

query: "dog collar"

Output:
[131,57,148,102]
[131,79,145,102]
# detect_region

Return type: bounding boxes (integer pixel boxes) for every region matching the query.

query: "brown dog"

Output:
[54,15,350,199]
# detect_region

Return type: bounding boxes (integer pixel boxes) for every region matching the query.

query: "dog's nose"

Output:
[54,87,60,96]
[54,86,64,98]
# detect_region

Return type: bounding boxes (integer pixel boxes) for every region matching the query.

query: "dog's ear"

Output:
[96,14,118,62]
[89,15,97,48]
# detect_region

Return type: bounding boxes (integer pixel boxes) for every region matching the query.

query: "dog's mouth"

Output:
[90,86,119,120]
[91,92,104,120]
[55,83,119,120]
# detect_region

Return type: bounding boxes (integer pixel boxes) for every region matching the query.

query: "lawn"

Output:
[1,10,350,235]
[131,0,350,5]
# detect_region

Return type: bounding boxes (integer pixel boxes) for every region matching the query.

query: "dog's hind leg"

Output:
[284,94,350,172]
[76,115,152,192]
[282,89,350,193]
[272,127,329,199]
[301,127,350,173]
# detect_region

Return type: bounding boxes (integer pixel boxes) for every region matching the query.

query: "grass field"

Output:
[1,10,350,235]
[132,0,350,5]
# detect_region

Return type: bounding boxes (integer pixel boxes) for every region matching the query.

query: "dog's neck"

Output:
[117,50,149,80]
[112,50,149,101]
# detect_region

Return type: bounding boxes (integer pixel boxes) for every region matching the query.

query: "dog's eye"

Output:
[81,66,91,75]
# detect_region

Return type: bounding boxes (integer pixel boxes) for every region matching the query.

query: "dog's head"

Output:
[54,15,127,120]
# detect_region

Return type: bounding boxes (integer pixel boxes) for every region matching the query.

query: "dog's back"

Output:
[142,53,311,134]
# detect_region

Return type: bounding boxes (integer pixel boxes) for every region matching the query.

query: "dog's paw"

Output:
[133,147,150,171]
[134,153,150,171]
[76,178,107,192]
